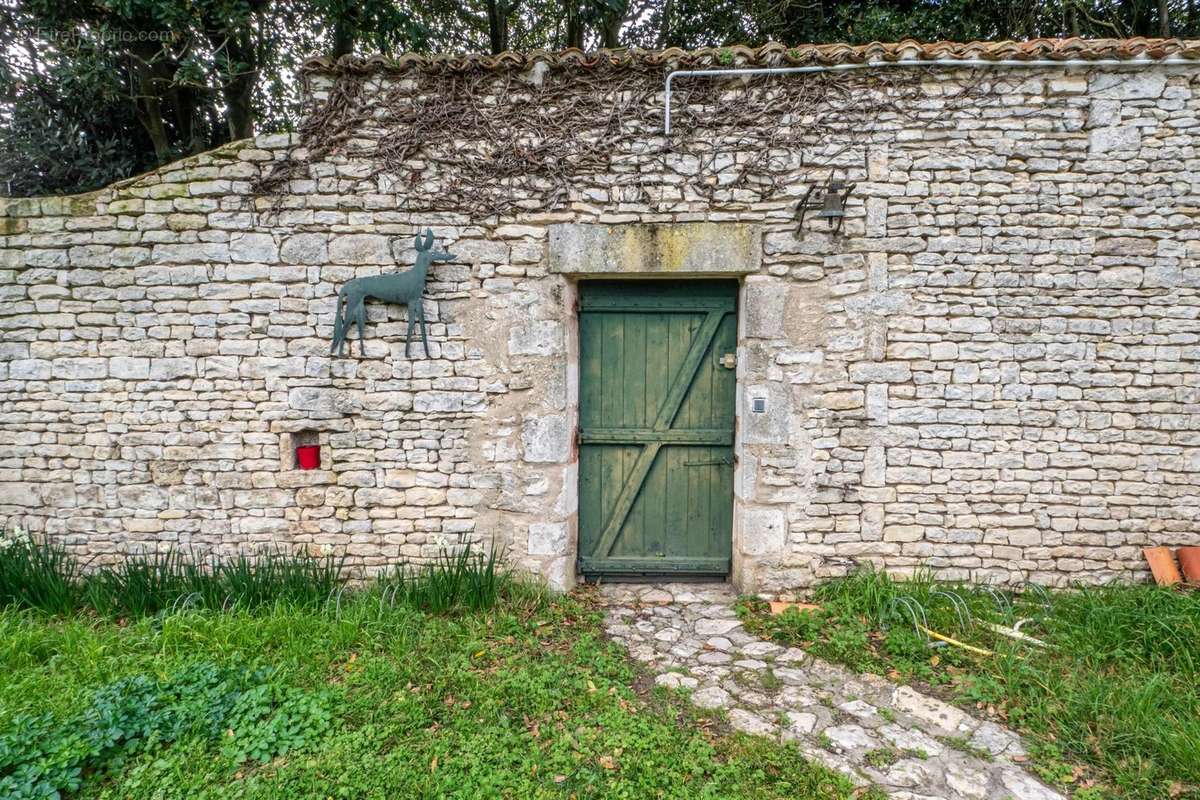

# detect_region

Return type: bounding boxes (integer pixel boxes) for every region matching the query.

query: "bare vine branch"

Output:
[256,65,991,218]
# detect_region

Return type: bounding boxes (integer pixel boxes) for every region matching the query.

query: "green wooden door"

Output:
[578,280,737,577]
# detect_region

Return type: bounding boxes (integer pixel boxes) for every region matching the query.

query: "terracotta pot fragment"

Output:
[1177,547,1200,584]
[1143,546,1182,586]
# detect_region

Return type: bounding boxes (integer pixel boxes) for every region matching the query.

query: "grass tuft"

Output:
[0,533,80,615]
[379,547,503,613]
[78,548,346,618]
[0,526,528,620]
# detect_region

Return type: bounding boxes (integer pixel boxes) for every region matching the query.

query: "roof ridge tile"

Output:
[301,37,1200,75]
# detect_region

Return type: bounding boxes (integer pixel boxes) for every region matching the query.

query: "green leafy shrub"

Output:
[221,684,335,764]
[0,662,336,798]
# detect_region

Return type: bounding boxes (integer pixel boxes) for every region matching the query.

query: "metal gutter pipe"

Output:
[664,57,1200,134]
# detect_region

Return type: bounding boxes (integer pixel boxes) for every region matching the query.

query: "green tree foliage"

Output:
[0,0,422,195]
[624,0,1200,49]
[0,21,154,195]
[3,0,1198,196]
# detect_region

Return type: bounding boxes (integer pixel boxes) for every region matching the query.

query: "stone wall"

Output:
[1,60,1198,592]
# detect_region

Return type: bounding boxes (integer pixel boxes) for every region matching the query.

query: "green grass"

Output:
[862,748,898,768]
[0,532,346,618]
[0,587,867,799]
[0,531,530,621]
[0,530,80,615]
[935,734,992,762]
[739,569,1200,800]
[378,547,512,613]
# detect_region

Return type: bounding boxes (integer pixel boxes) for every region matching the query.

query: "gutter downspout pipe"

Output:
[664,57,1200,134]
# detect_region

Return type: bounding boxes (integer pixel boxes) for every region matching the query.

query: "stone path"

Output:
[599,583,1064,800]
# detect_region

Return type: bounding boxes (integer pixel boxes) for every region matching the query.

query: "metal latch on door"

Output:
[719,352,736,369]
[684,455,735,466]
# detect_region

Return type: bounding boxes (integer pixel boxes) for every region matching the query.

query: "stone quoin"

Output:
[1,39,1198,593]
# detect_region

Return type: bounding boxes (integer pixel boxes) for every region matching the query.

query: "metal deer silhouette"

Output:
[329,228,453,358]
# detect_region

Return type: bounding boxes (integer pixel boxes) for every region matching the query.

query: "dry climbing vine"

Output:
[253,72,369,198]
[256,64,992,218]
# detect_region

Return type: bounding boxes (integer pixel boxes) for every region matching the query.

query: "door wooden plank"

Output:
[665,311,694,558]
[593,441,660,559]
[653,311,721,433]
[598,313,625,553]
[643,311,670,558]
[683,311,707,559]
[694,449,706,560]
[623,313,647,555]
[579,428,732,444]
[706,321,726,559]
[578,556,730,573]
[578,311,602,558]
[711,312,737,559]
[599,312,622,426]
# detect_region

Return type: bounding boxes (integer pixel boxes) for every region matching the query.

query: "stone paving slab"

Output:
[598,583,1064,800]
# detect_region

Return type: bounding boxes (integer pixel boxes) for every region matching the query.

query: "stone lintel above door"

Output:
[548,223,762,276]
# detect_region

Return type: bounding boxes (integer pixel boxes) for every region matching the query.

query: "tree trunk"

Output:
[658,0,673,47]
[333,15,356,59]
[209,30,257,140]
[129,57,171,164]
[601,0,625,48]
[222,68,256,140]
[205,97,224,146]
[487,0,509,53]
[1159,0,1171,35]
[565,1,584,49]
[167,85,194,155]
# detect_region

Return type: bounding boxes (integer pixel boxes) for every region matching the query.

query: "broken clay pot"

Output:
[1143,546,1182,586]
[1177,547,1200,584]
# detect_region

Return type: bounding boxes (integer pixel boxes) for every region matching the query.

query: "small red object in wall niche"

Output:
[296,445,321,470]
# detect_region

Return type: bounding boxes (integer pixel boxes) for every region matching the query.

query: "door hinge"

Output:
[719,352,737,369]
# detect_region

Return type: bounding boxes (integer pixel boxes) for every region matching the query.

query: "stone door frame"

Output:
[548,222,763,590]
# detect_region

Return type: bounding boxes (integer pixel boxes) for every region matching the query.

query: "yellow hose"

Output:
[918,625,994,656]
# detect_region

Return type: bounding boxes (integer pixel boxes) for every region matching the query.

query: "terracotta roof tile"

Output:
[301,37,1200,75]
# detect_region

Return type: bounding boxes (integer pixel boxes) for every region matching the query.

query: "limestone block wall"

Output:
[1,59,1197,592]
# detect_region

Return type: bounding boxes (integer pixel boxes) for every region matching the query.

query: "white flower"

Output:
[0,525,20,550]
[320,543,334,556]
